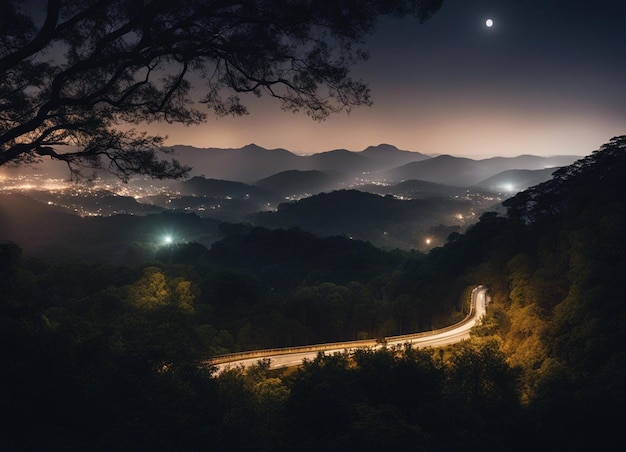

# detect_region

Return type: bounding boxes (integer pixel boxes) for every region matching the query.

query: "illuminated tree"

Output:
[0,0,442,180]
[170,277,195,313]
[128,266,170,309]
[127,266,196,313]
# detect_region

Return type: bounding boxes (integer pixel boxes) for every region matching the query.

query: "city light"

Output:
[501,183,515,193]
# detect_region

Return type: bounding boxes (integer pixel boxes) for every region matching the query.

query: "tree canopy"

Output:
[3,135,626,448]
[0,0,442,180]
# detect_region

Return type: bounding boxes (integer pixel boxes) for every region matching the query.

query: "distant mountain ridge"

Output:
[177,176,275,200]
[474,167,562,193]
[255,170,345,197]
[170,143,581,187]
[380,154,580,187]
[170,143,430,182]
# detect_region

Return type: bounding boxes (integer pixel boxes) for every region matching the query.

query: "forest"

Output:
[1,136,625,450]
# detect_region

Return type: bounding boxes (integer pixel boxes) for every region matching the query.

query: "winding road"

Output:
[211,285,489,374]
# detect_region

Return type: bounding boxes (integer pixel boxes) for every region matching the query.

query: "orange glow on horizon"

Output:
[139,105,610,159]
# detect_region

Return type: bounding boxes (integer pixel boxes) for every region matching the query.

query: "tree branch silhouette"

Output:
[0,0,442,180]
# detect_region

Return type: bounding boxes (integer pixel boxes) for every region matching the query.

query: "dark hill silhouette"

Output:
[503,136,626,223]
[207,226,405,289]
[254,170,346,196]
[382,154,581,186]
[299,148,370,174]
[358,178,469,198]
[171,143,303,182]
[440,136,626,447]
[359,143,430,169]
[177,176,277,200]
[167,176,281,221]
[382,155,481,186]
[249,189,473,249]
[474,167,561,193]
[479,154,579,173]
[2,142,582,187]
[170,143,431,182]
[26,189,164,216]
[0,193,220,263]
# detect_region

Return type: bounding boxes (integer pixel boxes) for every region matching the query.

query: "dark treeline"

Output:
[2,136,626,450]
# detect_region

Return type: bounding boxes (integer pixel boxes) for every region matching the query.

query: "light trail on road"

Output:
[211,285,488,375]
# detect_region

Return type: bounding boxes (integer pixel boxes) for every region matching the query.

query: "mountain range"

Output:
[0,142,587,257]
[170,143,582,188]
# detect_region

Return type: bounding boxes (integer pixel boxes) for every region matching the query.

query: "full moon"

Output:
[485,18,494,28]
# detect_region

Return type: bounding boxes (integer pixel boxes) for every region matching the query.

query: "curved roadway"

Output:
[211,285,488,374]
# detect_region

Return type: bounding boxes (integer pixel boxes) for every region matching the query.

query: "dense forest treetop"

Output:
[0,0,441,180]
[503,135,626,223]
[2,134,626,450]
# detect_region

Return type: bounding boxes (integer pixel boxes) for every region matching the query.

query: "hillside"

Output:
[249,189,473,249]
[1,136,624,450]
[176,176,273,199]
[170,143,303,182]
[358,178,474,198]
[0,193,221,263]
[254,169,346,197]
[166,143,577,186]
[359,143,430,168]
[425,135,626,449]
[474,167,561,193]
[381,153,580,186]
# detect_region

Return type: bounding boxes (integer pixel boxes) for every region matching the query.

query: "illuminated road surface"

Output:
[212,286,488,374]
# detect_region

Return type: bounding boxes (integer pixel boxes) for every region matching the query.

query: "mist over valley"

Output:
[0,143,581,262]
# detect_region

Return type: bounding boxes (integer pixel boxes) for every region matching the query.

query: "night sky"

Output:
[145,1,626,157]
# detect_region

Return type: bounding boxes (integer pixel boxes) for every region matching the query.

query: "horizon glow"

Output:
[140,2,625,159]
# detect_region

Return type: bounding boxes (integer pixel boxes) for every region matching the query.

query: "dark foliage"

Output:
[250,189,471,249]
[2,136,626,449]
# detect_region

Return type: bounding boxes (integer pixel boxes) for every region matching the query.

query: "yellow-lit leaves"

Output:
[127,266,195,313]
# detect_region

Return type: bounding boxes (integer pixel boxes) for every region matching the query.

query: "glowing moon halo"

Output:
[485,18,494,28]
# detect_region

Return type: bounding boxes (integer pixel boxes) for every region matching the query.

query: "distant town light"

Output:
[502,183,515,193]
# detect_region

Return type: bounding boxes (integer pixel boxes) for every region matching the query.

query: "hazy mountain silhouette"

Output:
[26,189,164,216]
[254,170,346,197]
[381,155,480,186]
[171,143,303,182]
[249,189,473,249]
[475,167,561,193]
[0,142,585,253]
[478,154,577,172]
[358,143,430,169]
[302,149,369,174]
[381,154,581,186]
[358,179,469,198]
[0,193,220,262]
[3,142,582,188]
[177,176,276,200]
[170,143,431,182]
[165,176,281,221]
